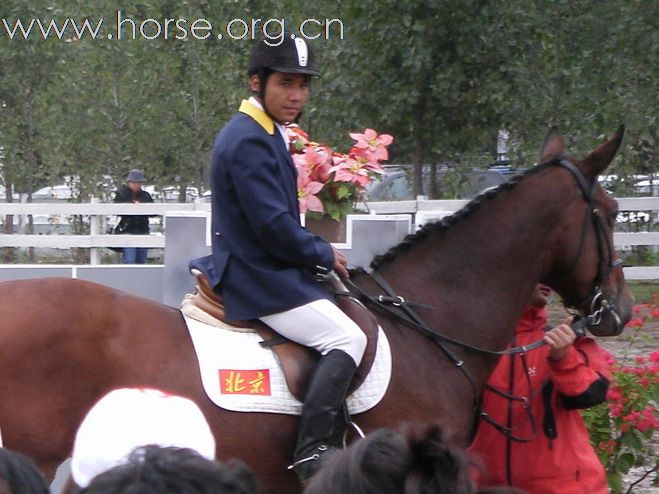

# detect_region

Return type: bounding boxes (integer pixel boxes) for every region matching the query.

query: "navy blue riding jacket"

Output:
[190,100,334,321]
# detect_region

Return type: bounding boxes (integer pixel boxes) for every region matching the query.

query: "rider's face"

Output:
[251,72,310,124]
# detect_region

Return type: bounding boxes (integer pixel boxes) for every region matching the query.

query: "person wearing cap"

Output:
[189,33,367,483]
[112,169,154,264]
[64,387,218,492]
[79,446,258,494]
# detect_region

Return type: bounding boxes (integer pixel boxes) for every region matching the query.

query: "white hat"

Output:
[70,388,216,488]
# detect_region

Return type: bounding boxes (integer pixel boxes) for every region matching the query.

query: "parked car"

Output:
[365,164,514,201]
[32,184,73,201]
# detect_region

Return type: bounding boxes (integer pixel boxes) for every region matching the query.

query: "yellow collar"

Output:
[238,99,275,135]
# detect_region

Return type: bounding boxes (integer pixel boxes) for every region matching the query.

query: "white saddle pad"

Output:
[184,316,392,415]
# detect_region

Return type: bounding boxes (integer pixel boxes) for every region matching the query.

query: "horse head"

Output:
[541,126,634,336]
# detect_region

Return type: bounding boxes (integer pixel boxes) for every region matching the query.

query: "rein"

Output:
[334,157,623,443]
[343,270,547,357]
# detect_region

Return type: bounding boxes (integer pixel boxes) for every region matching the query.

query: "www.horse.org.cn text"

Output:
[1,12,346,44]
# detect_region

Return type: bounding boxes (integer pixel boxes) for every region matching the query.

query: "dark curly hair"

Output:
[79,446,258,494]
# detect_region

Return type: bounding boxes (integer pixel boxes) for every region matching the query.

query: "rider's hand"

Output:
[332,247,349,280]
[544,318,577,360]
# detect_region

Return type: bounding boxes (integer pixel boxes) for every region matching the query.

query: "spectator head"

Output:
[79,445,257,494]
[126,170,146,183]
[304,423,475,494]
[70,388,216,489]
[0,447,49,494]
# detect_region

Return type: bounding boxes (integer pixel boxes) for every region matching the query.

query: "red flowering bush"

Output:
[286,125,393,221]
[581,296,659,493]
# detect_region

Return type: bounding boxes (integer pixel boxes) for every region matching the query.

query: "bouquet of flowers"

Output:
[286,125,394,221]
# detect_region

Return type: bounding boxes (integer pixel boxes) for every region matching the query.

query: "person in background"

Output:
[304,423,525,494]
[63,387,218,492]
[469,284,611,494]
[113,169,154,264]
[0,447,50,494]
[79,445,257,494]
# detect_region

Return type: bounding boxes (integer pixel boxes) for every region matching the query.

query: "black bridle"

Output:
[341,158,625,355]
[554,158,625,335]
[333,158,625,441]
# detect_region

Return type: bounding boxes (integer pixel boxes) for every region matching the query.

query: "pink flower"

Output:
[286,124,394,220]
[292,146,332,183]
[330,156,374,188]
[285,124,310,149]
[296,167,324,214]
[650,352,659,363]
[349,128,394,161]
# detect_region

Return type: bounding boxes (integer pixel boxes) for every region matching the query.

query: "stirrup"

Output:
[287,444,337,483]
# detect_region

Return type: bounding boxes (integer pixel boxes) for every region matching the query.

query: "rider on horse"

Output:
[190,34,367,482]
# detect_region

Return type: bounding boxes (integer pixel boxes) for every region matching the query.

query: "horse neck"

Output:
[376,173,566,349]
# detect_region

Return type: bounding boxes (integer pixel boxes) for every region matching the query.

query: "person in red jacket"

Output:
[469,283,611,494]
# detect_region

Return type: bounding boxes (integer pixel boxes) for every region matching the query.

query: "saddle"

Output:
[186,270,380,402]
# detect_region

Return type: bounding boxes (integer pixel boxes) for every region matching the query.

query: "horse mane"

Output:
[370,162,555,270]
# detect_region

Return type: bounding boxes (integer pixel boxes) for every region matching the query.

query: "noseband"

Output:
[555,158,624,334]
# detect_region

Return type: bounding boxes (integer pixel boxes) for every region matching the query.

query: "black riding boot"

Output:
[289,349,357,483]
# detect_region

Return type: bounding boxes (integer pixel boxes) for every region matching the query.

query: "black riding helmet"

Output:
[248,33,320,77]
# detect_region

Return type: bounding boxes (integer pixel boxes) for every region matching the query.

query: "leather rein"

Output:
[334,158,624,441]
[341,158,623,358]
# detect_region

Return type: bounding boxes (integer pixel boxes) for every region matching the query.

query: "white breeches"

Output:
[259,299,367,366]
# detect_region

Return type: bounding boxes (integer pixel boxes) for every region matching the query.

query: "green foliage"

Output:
[1,0,657,199]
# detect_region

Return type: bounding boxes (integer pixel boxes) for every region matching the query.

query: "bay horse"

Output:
[0,128,633,493]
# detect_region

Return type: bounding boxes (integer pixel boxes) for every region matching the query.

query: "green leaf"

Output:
[621,431,642,450]
[606,471,623,494]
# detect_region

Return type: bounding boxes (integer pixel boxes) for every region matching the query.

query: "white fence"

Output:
[0,202,209,264]
[364,196,659,281]
[0,197,657,279]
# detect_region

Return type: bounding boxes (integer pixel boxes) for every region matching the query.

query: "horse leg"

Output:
[200,408,303,494]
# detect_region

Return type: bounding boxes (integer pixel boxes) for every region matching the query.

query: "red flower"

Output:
[625,318,644,328]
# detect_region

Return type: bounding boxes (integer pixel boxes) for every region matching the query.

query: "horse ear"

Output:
[539,127,565,162]
[581,125,625,177]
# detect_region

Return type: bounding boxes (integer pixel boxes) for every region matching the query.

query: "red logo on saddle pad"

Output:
[219,369,271,395]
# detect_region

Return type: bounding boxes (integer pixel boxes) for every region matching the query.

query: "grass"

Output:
[627,281,658,304]
[545,281,657,312]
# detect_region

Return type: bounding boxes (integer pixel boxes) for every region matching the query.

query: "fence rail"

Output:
[0,198,657,279]
[364,196,659,281]
[0,202,209,263]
